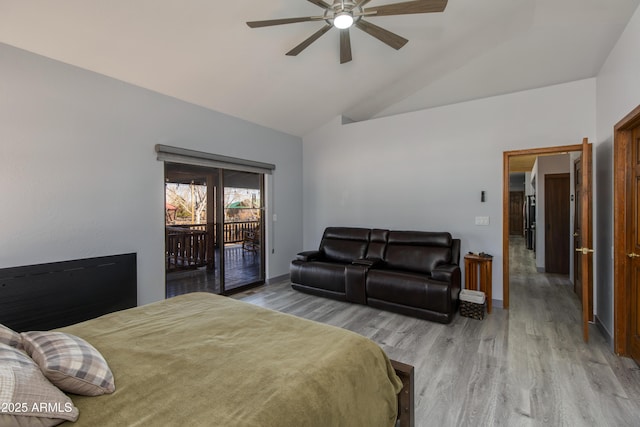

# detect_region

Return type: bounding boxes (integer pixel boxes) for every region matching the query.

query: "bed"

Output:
[0,254,414,427]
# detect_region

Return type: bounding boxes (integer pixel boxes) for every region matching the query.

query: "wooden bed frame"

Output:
[391,359,415,427]
[0,253,414,427]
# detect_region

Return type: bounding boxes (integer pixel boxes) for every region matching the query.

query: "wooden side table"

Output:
[464,254,493,313]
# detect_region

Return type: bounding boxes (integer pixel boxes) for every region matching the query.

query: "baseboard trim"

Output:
[595,315,614,350]
[492,299,503,309]
[266,273,290,285]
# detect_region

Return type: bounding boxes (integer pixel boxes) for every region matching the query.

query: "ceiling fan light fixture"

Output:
[333,12,354,29]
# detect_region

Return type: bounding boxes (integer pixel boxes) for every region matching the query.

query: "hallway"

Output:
[509,235,581,330]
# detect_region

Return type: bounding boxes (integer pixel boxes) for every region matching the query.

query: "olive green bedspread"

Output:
[58,292,402,426]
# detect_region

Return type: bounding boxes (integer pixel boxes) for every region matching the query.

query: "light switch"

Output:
[475,216,490,226]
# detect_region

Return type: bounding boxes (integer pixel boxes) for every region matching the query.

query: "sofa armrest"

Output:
[352,257,384,268]
[296,250,322,262]
[431,264,460,284]
[346,258,383,304]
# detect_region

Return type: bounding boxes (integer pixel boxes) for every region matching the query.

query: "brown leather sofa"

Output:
[290,227,461,324]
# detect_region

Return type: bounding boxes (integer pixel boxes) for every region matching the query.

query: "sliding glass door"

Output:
[164,163,264,297]
[220,170,264,293]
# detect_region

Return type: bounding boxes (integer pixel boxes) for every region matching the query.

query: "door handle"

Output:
[573,233,579,237]
[575,247,594,255]
[627,253,640,258]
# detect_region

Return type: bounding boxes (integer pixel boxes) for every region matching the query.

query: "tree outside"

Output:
[165,183,260,225]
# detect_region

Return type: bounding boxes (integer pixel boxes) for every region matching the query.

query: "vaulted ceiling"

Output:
[1,0,638,137]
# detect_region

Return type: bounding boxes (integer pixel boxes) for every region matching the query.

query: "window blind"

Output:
[155,144,275,175]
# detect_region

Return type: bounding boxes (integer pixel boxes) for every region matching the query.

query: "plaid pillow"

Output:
[0,323,22,349]
[21,331,115,397]
[0,343,79,427]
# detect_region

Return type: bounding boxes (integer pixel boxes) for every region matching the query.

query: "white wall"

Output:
[595,5,640,340]
[0,43,303,305]
[525,172,534,197]
[303,78,596,305]
[534,154,570,272]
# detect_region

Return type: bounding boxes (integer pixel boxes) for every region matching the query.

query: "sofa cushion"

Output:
[290,261,347,293]
[384,231,452,274]
[366,269,451,313]
[319,227,370,263]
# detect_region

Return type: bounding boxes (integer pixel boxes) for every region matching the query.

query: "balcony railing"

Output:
[165,221,259,272]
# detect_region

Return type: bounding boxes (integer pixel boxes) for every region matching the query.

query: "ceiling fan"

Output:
[247,0,448,64]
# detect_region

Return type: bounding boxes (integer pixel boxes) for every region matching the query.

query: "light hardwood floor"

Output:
[234,237,640,426]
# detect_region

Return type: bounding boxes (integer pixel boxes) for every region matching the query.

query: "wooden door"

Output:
[613,106,640,360]
[545,174,570,274]
[574,156,594,322]
[578,138,593,342]
[509,191,525,236]
[628,127,640,361]
[574,158,582,296]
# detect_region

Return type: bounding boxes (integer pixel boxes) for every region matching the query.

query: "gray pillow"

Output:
[0,343,79,427]
[0,323,22,349]
[21,331,115,397]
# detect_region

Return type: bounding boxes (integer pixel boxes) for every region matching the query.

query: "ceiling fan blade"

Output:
[247,16,324,28]
[307,0,331,9]
[366,0,448,16]
[355,20,408,50]
[340,29,353,64]
[286,24,333,56]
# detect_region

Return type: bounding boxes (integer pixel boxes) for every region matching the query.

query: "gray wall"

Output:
[303,78,597,304]
[594,4,640,342]
[509,173,525,192]
[0,43,303,305]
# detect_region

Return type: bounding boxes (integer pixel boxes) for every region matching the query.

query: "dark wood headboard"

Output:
[0,253,137,332]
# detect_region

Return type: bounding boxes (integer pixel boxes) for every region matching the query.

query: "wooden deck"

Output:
[165,221,259,273]
[166,244,261,297]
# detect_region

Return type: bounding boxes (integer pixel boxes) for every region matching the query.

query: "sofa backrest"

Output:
[319,227,371,263]
[451,238,461,266]
[365,229,389,259]
[383,231,453,274]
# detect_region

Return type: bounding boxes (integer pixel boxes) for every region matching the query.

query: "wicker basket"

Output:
[459,289,486,320]
[460,300,485,320]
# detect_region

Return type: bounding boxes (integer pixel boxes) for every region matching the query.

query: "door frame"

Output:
[613,104,640,356]
[502,143,584,309]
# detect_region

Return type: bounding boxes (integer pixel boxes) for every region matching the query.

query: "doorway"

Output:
[503,143,593,343]
[164,163,265,297]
